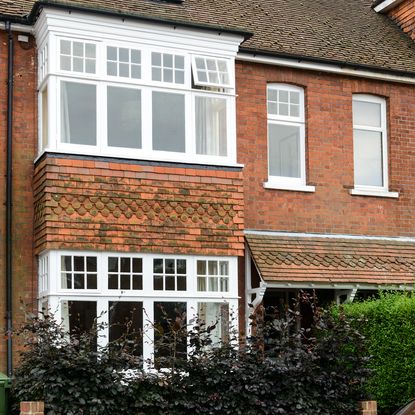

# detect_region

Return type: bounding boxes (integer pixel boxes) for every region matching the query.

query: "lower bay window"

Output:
[38,251,238,367]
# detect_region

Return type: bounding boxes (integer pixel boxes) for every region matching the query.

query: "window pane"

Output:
[196,97,227,157]
[64,301,96,337]
[353,100,381,128]
[152,92,185,152]
[198,302,229,346]
[109,302,143,358]
[107,86,141,149]
[61,81,96,145]
[154,302,187,368]
[269,123,301,178]
[354,130,383,186]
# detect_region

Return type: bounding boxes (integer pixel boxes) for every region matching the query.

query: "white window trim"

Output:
[38,250,238,367]
[351,94,398,198]
[264,84,314,191]
[35,10,243,167]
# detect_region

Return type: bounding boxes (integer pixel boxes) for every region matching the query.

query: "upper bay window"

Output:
[351,95,398,198]
[264,84,314,192]
[37,20,239,166]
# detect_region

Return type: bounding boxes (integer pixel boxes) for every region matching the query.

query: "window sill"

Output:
[263,181,316,193]
[350,188,399,198]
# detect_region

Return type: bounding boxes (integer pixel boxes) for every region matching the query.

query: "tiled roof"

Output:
[2,0,415,75]
[246,233,415,286]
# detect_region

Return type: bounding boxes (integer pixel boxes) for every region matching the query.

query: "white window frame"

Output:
[264,84,315,192]
[36,14,241,167]
[38,250,238,367]
[351,94,398,198]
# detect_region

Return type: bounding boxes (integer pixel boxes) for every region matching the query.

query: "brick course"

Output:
[33,155,245,256]
[237,61,415,237]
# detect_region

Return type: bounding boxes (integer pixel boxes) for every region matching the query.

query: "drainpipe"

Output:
[5,21,14,378]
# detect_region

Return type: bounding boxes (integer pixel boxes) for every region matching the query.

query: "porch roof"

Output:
[245,233,415,286]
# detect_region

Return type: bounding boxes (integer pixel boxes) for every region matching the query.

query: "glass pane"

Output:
[61,81,96,145]
[209,277,218,292]
[107,61,117,76]
[107,46,117,61]
[354,130,383,186]
[73,57,83,72]
[74,256,84,271]
[175,70,184,84]
[165,259,175,274]
[120,275,130,290]
[108,257,118,273]
[278,103,289,116]
[175,55,184,69]
[60,55,71,71]
[120,257,130,273]
[108,274,118,289]
[109,302,143,357]
[269,123,301,178]
[118,63,129,77]
[279,90,289,103]
[197,70,208,83]
[163,68,173,83]
[153,259,163,274]
[154,302,187,368]
[133,258,142,273]
[154,275,163,290]
[195,57,206,70]
[86,257,97,272]
[60,40,71,55]
[290,104,300,118]
[152,52,161,67]
[85,59,95,74]
[119,48,129,62]
[131,65,141,79]
[177,259,186,274]
[74,273,85,289]
[132,275,142,290]
[165,276,175,291]
[152,91,185,153]
[131,50,141,64]
[290,91,300,105]
[208,261,218,275]
[73,42,83,57]
[197,302,229,346]
[61,256,72,272]
[196,97,227,157]
[85,43,96,58]
[152,67,162,81]
[220,277,228,292]
[164,54,173,67]
[197,261,206,275]
[62,273,72,289]
[219,261,229,275]
[66,301,96,336]
[107,86,141,149]
[87,274,97,290]
[177,276,186,291]
[353,100,382,128]
[197,276,206,291]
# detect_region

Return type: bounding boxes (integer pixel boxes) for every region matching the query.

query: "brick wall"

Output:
[33,155,244,257]
[20,402,44,415]
[0,32,37,373]
[389,0,415,40]
[236,60,415,237]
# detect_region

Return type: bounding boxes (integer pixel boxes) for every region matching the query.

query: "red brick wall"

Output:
[0,32,37,373]
[236,61,415,236]
[34,155,244,256]
[389,0,415,40]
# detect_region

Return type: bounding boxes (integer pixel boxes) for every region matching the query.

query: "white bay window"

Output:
[36,11,241,165]
[39,251,238,367]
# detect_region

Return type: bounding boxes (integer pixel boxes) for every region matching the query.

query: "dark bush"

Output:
[340,291,415,414]
[12,294,369,415]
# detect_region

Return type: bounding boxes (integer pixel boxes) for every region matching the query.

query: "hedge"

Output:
[340,291,415,414]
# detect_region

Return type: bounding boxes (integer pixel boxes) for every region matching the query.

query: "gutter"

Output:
[5,21,13,378]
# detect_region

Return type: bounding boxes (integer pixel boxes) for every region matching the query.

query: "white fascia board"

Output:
[237,52,415,86]
[244,229,415,243]
[374,0,405,13]
[35,7,244,57]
